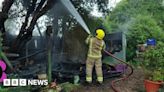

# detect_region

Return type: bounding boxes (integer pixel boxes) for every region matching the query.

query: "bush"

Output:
[142,41,164,81]
[126,15,164,60]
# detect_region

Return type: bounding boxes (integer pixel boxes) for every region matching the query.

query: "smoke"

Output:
[117,18,135,33]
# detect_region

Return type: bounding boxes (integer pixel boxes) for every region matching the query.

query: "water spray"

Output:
[60,0,90,34]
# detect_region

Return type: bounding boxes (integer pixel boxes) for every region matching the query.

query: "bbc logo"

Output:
[3,79,27,86]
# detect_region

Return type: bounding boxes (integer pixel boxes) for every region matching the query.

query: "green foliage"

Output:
[71,0,111,34]
[85,17,103,34]
[127,15,163,44]
[71,0,109,15]
[59,82,80,92]
[126,14,164,60]
[110,0,130,24]
[101,16,112,33]
[106,0,164,60]
[0,86,32,92]
[142,42,164,81]
[0,87,8,92]
[110,0,164,27]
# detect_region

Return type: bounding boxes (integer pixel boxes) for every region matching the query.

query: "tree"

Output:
[0,0,14,33]
[71,0,110,33]
[127,15,164,60]
[12,0,55,50]
[71,0,109,16]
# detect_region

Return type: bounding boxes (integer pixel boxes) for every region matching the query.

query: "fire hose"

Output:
[104,50,134,92]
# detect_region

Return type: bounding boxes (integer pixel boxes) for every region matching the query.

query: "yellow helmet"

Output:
[96,29,105,40]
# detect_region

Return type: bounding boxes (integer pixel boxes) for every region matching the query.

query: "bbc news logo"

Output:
[0,60,48,86]
[3,79,48,86]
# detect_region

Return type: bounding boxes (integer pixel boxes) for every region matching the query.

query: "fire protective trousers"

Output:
[86,57,103,83]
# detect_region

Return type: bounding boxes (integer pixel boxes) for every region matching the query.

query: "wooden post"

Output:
[48,48,52,83]
[46,26,53,83]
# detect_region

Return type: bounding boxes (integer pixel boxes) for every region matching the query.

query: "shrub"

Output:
[142,41,164,81]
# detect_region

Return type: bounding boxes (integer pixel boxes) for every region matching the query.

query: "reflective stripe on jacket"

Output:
[85,35,105,58]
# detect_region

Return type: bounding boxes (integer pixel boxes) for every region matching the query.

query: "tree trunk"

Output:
[0,0,14,33]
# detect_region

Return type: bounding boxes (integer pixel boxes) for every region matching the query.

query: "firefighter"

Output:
[85,28,106,84]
